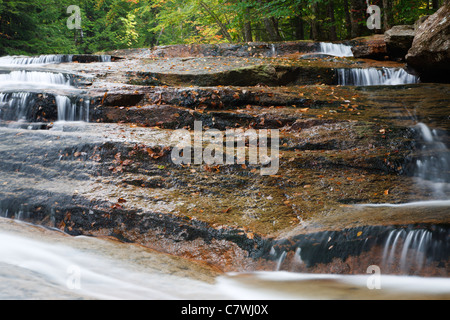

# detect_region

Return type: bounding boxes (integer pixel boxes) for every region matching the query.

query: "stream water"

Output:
[0,51,449,300]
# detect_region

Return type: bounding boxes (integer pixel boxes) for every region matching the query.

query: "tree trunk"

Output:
[382,0,392,31]
[343,0,352,38]
[243,8,253,42]
[199,1,234,43]
[350,0,365,38]
[432,0,439,9]
[263,18,281,42]
[328,0,337,41]
[292,14,304,40]
[311,1,320,40]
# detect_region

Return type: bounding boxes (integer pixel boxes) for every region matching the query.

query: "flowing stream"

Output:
[0,57,90,122]
[318,42,354,57]
[0,53,449,300]
[1,218,449,300]
[337,67,419,86]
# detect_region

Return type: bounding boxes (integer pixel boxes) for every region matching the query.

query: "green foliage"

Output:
[0,0,444,56]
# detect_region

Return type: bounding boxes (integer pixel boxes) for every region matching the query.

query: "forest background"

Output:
[0,0,445,56]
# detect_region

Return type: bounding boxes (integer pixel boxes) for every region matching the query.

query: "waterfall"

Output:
[0,55,73,65]
[276,251,287,271]
[269,224,449,276]
[337,68,419,86]
[319,42,354,57]
[101,55,112,63]
[413,123,450,197]
[0,56,91,122]
[0,92,32,121]
[56,96,90,122]
[0,54,112,66]
[270,44,277,57]
[381,228,446,274]
[0,70,73,89]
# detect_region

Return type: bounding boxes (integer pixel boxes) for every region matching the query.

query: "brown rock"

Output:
[406,4,450,83]
[351,35,388,60]
[384,25,416,60]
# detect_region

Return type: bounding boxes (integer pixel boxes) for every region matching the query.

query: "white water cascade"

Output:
[0,54,73,66]
[382,228,434,273]
[337,67,419,86]
[56,95,90,122]
[0,70,73,90]
[413,123,450,197]
[0,54,112,66]
[319,42,354,57]
[0,56,93,122]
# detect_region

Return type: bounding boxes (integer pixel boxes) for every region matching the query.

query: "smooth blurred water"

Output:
[337,68,419,86]
[0,57,89,122]
[319,43,354,57]
[1,218,449,300]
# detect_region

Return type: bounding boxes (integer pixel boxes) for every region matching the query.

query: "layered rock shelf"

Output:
[0,40,449,276]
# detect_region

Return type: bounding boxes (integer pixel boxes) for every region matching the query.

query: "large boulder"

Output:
[406,4,450,83]
[350,35,388,60]
[384,25,416,60]
[414,15,430,31]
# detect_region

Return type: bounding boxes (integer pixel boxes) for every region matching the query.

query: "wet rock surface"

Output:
[385,25,416,60]
[0,42,449,276]
[350,35,388,60]
[406,3,450,83]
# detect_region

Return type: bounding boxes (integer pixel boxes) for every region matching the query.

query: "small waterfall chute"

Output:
[0,70,73,89]
[413,123,450,197]
[56,95,90,122]
[268,224,449,276]
[319,42,354,57]
[337,68,419,86]
[0,54,113,66]
[0,92,33,121]
[0,55,91,122]
[381,228,444,274]
[0,55,73,65]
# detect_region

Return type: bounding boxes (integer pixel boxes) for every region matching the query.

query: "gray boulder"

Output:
[384,25,416,60]
[406,4,450,83]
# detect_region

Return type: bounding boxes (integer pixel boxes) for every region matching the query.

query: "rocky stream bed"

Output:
[0,38,449,282]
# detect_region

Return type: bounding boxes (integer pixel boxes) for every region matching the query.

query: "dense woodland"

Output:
[0,0,445,55]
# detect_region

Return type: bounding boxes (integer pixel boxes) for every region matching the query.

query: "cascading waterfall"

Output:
[0,54,112,66]
[269,122,450,275]
[56,95,90,122]
[413,123,450,197]
[0,56,94,122]
[337,68,419,86]
[319,42,354,57]
[270,44,277,57]
[382,228,435,273]
[0,92,32,121]
[0,70,73,89]
[0,55,73,65]
[270,225,449,275]
[100,55,112,63]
